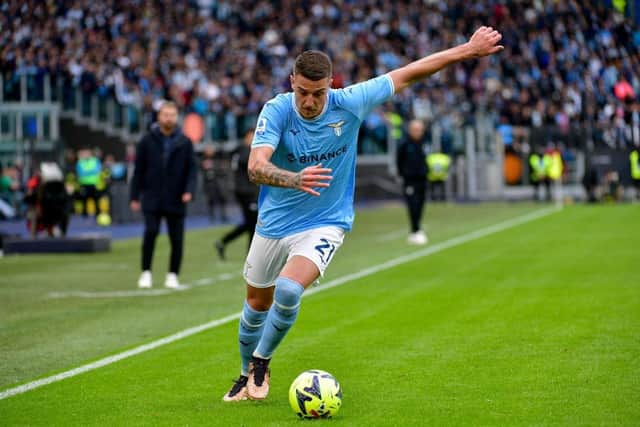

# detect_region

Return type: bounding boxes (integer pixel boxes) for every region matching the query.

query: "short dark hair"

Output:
[293,50,332,81]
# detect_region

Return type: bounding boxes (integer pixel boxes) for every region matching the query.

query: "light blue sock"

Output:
[239,301,268,375]
[254,277,304,359]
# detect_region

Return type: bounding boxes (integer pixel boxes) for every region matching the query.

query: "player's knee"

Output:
[246,296,271,312]
[274,277,304,309]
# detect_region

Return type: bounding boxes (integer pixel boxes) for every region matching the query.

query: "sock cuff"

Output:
[244,300,269,315]
[275,276,304,290]
[241,301,268,327]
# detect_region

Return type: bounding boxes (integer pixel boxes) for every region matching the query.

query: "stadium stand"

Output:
[0,0,639,214]
[1,0,638,146]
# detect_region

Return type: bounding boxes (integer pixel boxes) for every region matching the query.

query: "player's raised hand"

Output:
[467,26,504,57]
[296,163,333,196]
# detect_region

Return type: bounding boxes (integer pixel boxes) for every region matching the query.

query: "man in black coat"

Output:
[130,101,197,288]
[396,119,429,245]
[215,128,260,260]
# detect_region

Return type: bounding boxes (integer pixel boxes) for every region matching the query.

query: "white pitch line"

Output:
[193,278,214,286]
[47,273,242,299]
[47,289,186,298]
[0,206,559,401]
[376,228,414,242]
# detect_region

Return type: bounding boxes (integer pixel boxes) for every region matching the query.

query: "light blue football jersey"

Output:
[252,74,395,238]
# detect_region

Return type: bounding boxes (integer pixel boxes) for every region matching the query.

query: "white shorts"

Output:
[243,226,345,288]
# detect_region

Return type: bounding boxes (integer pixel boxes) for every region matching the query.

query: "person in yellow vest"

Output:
[544,144,563,203]
[630,147,640,200]
[95,159,112,226]
[546,149,563,182]
[76,148,102,218]
[385,104,404,150]
[529,146,550,201]
[426,151,451,201]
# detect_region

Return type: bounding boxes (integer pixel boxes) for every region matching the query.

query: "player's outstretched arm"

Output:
[248,146,333,196]
[389,26,503,93]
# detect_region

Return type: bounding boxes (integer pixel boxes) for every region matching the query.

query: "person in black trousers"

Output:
[130,101,197,288]
[396,119,429,245]
[215,128,259,260]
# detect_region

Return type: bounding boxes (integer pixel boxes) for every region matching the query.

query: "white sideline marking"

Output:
[375,225,430,242]
[0,206,559,401]
[47,273,240,299]
[375,228,409,242]
[48,289,184,298]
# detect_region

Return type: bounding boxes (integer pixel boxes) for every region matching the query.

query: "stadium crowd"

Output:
[1,0,639,150]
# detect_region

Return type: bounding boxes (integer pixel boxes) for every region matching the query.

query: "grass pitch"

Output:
[1,202,638,426]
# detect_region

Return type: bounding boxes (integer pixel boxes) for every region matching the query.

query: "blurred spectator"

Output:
[104,154,127,182]
[200,145,228,222]
[529,145,551,201]
[24,162,70,237]
[496,115,514,150]
[215,128,260,259]
[426,150,451,202]
[0,0,638,149]
[396,119,428,246]
[582,161,600,203]
[630,147,640,200]
[75,148,102,218]
[0,163,19,219]
[603,169,623,202]
[0,163,21,216]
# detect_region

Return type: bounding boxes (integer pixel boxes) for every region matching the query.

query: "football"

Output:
[288,370,342,418]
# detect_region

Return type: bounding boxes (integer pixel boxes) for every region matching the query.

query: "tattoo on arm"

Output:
[249,162,301,189]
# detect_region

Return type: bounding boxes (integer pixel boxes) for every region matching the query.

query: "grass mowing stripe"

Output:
[306,205,560,297]
[0,312,242,401]
[0,206,559,401]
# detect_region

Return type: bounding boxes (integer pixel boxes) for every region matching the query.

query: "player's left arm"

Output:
[389,26,503,93]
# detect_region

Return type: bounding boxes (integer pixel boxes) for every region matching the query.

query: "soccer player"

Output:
[223,26,503,401]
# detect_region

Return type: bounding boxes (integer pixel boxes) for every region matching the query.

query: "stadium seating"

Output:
[1,0,637,149]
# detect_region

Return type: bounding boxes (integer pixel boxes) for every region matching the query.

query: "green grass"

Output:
[0,202,638,426]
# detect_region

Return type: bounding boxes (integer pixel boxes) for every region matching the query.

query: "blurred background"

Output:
[0,0,638,230]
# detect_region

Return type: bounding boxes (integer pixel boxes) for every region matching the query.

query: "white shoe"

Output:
[138,270,152,288]
[408,230,428,245]
[164,273,181,289]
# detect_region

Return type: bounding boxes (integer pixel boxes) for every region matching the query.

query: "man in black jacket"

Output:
[215,128,260,260]
[396,119,429,245]
[130,101,197,288]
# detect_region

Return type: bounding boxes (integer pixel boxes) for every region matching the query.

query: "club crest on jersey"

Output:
[328,120,346,136]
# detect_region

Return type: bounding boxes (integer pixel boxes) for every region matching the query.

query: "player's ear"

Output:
[290,74,295,88]
[329,77,333,88]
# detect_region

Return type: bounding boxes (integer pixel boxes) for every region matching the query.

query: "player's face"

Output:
[291,74,332,119]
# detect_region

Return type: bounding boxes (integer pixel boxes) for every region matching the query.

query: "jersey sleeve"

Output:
[335,74,395,121]
[252,96,287,150]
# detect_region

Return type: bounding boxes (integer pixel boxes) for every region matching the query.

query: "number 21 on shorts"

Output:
[314,238,336,265]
